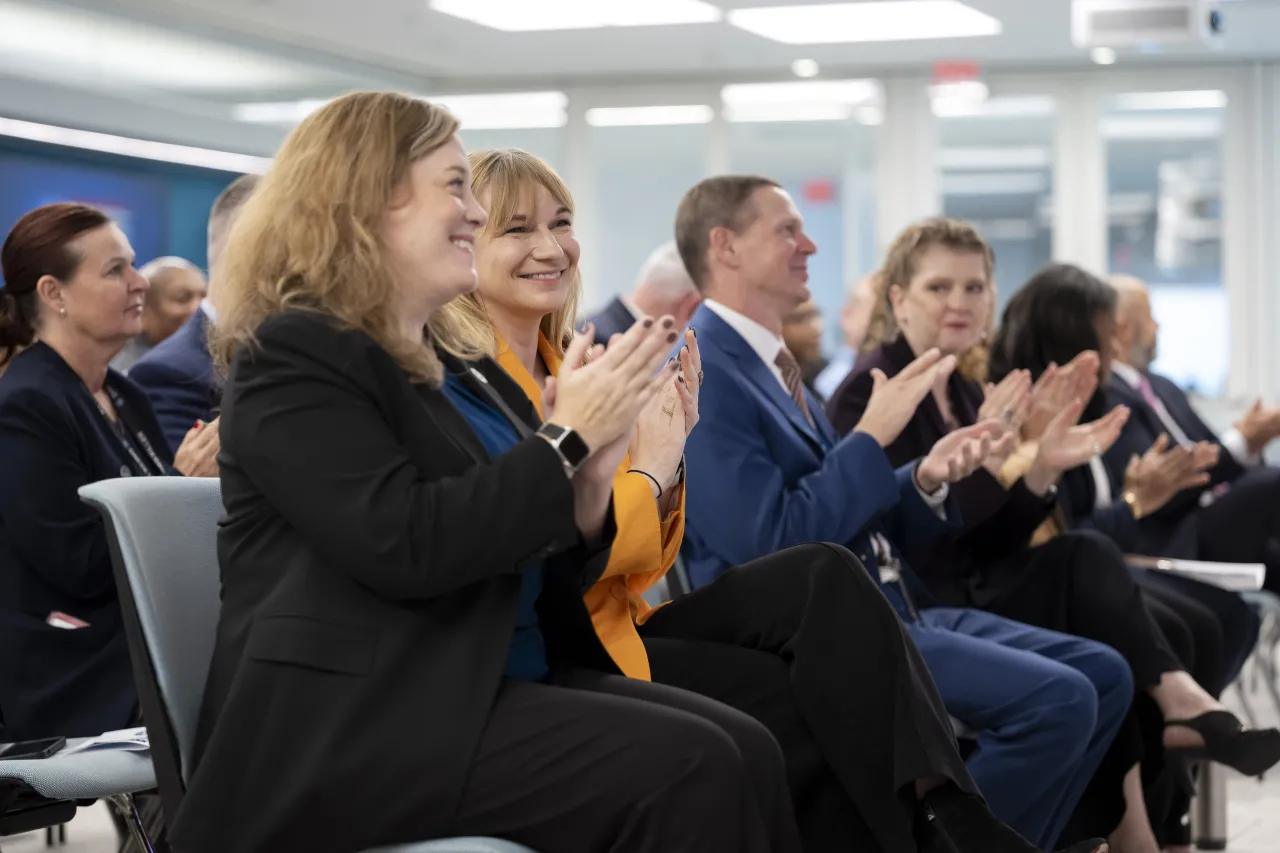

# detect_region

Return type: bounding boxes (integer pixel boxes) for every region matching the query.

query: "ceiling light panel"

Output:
[722,79,880,123]
[432,92,569,129]
[428,0,723,31]
[0,0,319,92]
[727,1,1002,45]
[586,105,714,126]
[1110,91,1227,112]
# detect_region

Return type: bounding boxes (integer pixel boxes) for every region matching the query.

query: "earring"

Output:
[58,307,66,317]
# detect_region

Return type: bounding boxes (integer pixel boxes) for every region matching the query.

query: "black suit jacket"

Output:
[586,296,637,344]
[130,308,220,453]
[1101,371,1243,555]
[170,311,619,853]
[824,337,1052,602]
[0,342,174,740]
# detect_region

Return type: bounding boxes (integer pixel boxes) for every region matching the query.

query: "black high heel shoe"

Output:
[1165,709,1280,777]
[917,783,1108,853]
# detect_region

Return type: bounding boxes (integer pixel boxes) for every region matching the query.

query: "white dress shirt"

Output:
[703,299,948,520]
[1111,361,1257,466]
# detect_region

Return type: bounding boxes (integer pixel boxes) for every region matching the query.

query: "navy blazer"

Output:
[130,308,219,453]
[825,337,1054,603]
[1101,371,1243,555]
[681,304,956,614]
[585,296,636,344]
[0,342,174,740]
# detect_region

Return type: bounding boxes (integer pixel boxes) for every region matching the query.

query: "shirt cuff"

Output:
[1219,427,1261,467]
[915,475,949,519]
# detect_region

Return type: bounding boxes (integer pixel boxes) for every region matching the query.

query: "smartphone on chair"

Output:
[0,736,66,760]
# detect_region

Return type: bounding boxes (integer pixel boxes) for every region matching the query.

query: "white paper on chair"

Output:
[59,727,150,756]
[1128,555,1266,592]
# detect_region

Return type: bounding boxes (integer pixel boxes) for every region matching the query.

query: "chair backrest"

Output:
[79,477,224,814]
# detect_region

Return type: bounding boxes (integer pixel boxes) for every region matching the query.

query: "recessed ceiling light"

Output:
[1091,46,1117,65]
[722,79,880,123]
[728,1,1001,45]
[234,100,329,124]
[1110,90,1227,111]
[428,0,722,31]
[854,105,883,126]
[586,105,714,126]
[432,91,569,129]
[791,59,821,78]
[0,116,270,173]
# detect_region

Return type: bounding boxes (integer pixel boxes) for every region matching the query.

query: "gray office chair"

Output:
[80,477,536,853]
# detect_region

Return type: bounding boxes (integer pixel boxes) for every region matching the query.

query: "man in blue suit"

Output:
[586,241,702,343]
[673,175,1131,851]
[131,174,259,452]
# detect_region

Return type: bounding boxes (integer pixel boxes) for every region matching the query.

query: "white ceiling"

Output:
[24,0,1280,97]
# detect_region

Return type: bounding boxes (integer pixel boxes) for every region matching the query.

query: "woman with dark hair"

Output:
[989,263,1276,851]
[0,203,220,742]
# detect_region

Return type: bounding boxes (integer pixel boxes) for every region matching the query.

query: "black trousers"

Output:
[451,667,802,853]
[639,542,977,853]
[966,530,1172,840]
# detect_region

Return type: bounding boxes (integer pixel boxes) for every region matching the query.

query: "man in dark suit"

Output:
[675,175,1131,852]
[1105,274,1280,593]
[586,241,702,342]
[131,174,259,451]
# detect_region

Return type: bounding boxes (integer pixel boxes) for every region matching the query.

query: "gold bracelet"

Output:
[1121,490,1144,520]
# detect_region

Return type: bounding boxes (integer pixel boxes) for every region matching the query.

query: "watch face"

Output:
[539,423,566,441]
[558,429,590,466]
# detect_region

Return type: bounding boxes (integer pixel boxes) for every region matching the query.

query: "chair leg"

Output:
[1192,760,1228,851]
[107,794,155,853]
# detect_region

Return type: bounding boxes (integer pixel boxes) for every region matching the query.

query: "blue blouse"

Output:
[441,371,548,682]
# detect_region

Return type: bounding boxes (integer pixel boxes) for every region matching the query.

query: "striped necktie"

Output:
[775,347,814,426]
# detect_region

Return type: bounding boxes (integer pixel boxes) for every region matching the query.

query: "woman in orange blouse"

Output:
[430,148,1091,853]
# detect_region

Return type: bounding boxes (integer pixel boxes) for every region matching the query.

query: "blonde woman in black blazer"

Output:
[169,92,801,853]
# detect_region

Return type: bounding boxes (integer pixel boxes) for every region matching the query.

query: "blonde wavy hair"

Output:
[429,148,581,359]
[863,217,995,382]
[210,91,460,383]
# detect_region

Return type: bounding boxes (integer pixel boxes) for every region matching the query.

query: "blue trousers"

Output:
[887,590,1132,849]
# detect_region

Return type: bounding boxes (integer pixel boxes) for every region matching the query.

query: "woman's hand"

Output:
[173,417,220,478]
[546,317,679,455]
[855,349,957,448]
[628,329,701,492]
[1022,351,1100,441]
[977,370,1031,475]
[1024,400,1130,495]
[1122,434,1215,518]
[916,420,1012,494]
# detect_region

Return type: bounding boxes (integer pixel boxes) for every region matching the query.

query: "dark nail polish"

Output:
[662,317,675,329]
[667,332,678,343]
[678,376,685,384]
[668,356,676,364]
[643,318,654,329]
[690,327,697,338]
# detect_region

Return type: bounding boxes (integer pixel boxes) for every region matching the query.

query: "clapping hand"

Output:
[628,329,702,493]
[977,369,1031,474]
[1122,434,1215,518]
[1024,399,1131,494]
[174,417,220,478]
[855,349,958,448]
[1236,399,1280,456]
[916,420,1013,494]
[1022,351,1101,441]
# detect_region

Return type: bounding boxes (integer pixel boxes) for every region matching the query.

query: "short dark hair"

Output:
[674,175,781,291]
[0,203,112,365]
[989,263,1117,418]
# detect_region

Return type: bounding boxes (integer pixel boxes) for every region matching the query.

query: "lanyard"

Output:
[92,384,167,477]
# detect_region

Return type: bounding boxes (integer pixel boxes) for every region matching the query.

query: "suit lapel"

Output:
[1150,376,1213,443]
[1107,375,1164,440]
[698,305,827,453]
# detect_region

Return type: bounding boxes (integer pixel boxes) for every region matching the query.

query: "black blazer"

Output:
[825,337,1053,602]
[0,342,174,740]
[585,296,637,344]
[170,311,620,853]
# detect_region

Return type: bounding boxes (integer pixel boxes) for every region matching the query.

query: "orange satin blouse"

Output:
[496,332,685,680]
